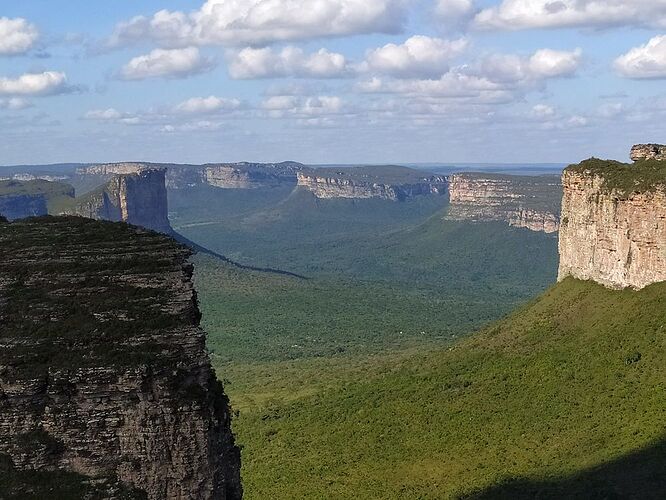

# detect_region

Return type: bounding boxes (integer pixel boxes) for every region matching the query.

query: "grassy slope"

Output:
[568,158,666,194]
[225,278,666,499]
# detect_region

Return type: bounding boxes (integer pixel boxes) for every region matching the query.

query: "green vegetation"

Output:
[567,158,666,194]
[0,179,72,198]
[223,278,666,499]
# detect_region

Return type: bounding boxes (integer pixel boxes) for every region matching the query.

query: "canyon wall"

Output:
[0,216,242,499]
[446,173,561,233]
[202,163,300,189]
[65,169,172,234]
[296,172,446,201]
[558,158,666,290]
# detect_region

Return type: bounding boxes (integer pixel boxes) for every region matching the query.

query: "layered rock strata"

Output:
[65,169,172,233]
[0,216,242,499]
[630,144,666,162]
[296,172,446,201]
[446,173,561,233]
[558,158,666,290]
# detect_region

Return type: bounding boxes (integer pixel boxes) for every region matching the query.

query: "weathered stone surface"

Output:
[203,164,299,189]
[630,144,666,162]
[0,216,242,499]
[77,163,150,176]
[558,169,666,289]
[64,169,172,234]
[446,173,561,233]
[296,172,446,201]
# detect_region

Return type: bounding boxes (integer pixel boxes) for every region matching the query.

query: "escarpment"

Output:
[558,155,666,290]
[201,162,302,189]
[64,169,172,234]
[0,180,74,221]
[296,167,446,201]
[630,144,666,162]
[0,216,242,499]
[446,173,561,233]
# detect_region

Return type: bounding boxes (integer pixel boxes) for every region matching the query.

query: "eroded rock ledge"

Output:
[0,216,242,499]
[558,157,666,290]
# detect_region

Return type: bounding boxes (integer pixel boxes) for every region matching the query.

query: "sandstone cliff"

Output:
[296,166,446,201]
[0,180,74,221]
[446,173,561,233]
[64,169,172,234]
[202,162,301,190]
[0,216,242,499]
[630,144,666,162]
[558,157,666,290]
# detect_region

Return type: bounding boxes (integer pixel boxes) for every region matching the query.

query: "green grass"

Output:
[0,179,73,198]
[301,164,440,183]
[567,158,666,194]
[224,278,666,499]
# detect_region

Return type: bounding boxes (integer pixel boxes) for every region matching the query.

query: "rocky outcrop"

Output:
[64,169,172,234]
[446,173,561,233]
[203,163,300,189]
[0,216,242,499]
[0,180,74,221]
[558,158,666,290]
[77,163,149,176]
[630,144,666,162]
[296,171,446,201]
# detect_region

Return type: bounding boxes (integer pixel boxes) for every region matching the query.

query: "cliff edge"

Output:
[558,153,666,289]
[0,216,241,499]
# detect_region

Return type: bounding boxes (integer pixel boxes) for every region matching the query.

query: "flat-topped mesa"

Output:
[630,144,666,162]
[446,173,562,233]
[201,162,303,189]
[558,156,666,290]
[76,162,151,176]
[64,169,172,234]
[0,179,74,220]
[296,166,447,201]
[0,217,242,499]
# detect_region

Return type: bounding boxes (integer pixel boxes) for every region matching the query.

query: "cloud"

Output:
[474,0,666,30]
[261,95,345,118]
[120,47,214,80]
[0,17,39,55]
[614,35,666,79]
[478,48,582,82]
[0,97,32,110]
[228,47,351,79]
[363,36,468,78]
[174,96,242,114]
[84,108,144,125]
[0,71,74,96]
[109,0,407,48]
[531,103,556,119]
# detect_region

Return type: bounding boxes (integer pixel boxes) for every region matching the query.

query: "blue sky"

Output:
[1,0,665,165]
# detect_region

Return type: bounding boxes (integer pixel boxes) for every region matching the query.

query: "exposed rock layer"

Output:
[446,173,561,233]
[0,216,242,499]
[630,144,666,162]
[558,167,666,290]
[64,169,172,234]
[296,172,446,201]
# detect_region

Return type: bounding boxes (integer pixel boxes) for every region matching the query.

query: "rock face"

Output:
[202,163,301,190]
[65,169,172,234]
[0,180,74,221]
[77,163,149,176]
[630,144,666,162]
[0,216,242,499]
[296,168,447,201]
[558,157,666,289]
[446,173,561,233]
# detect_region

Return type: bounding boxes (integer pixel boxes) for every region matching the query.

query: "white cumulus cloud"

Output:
[175,96,242,114]
[479,48,582,83]
[0,72,72,96]
[120,47,214,80]
[364,36,468,78]
[0,17,39,55]
[0,97,32,110]
[109,0,407,48]
[474,0,666,30]
[228,47,351,79]
[614,35,666,79]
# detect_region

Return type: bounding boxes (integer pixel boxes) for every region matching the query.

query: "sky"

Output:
[1,0,666,165]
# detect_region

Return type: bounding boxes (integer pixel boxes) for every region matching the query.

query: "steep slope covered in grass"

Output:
[229,278,666,498]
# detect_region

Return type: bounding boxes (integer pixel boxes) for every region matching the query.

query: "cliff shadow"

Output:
[171,230,309,280]
[463,435,666,499]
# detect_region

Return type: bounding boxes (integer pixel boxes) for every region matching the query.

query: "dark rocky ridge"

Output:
[0,216,241,499]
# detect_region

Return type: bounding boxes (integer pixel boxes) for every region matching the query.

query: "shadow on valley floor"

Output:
[172,230,309,280]
[465,436,666,499]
